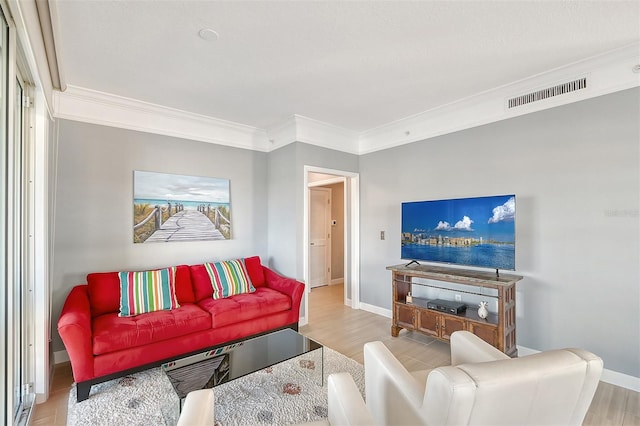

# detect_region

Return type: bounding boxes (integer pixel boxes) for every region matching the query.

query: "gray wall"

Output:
[266,143,298,276]
[52,120,268,352]
[359,88,640,377]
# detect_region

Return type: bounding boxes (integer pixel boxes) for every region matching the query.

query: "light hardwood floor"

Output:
[301,284,639,426]
[32,283,639,425]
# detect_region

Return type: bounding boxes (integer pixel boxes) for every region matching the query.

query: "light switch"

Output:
[380,231,385,240]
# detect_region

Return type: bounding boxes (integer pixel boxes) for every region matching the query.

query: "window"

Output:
[0,3,35,424]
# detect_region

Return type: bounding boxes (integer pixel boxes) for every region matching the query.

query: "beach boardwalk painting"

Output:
[133,171,231,243]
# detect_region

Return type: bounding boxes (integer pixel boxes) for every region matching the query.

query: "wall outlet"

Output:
[455,294,462,302]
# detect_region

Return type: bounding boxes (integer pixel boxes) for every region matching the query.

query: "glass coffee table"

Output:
[161,328,323,416]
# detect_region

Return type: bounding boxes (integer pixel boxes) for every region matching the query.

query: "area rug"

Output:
[67,347,364,425]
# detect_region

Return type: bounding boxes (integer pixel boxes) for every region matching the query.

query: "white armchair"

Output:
[176,389,215,426]
[364,331,603,426]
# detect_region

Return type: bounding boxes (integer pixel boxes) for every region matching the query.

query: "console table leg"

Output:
[391,325,401,337]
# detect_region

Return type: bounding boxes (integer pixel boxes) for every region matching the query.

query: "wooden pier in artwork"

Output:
[145,210,225,243]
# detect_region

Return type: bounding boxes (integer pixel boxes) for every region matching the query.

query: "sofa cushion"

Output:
[197,287,291,328]
[92,304,211,355]
[205,259,255,300]
[244,256,266,287]
[87,265,194,317]
[118,267,180,317]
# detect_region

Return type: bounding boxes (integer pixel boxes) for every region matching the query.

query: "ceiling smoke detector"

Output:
[198,29,219,41]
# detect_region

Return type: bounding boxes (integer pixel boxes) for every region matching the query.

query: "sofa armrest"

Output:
[450,330,509,365]
[327,372,375,426]
[177,389,215,426]
[291,373,373,426]
[363,341,425,425]
[262,266,304,321]
[566,348,604,425]
[57,285,94,382]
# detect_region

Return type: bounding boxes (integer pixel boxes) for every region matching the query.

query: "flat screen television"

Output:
[401,194,516,271]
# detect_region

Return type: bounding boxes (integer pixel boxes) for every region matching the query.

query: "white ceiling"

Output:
[51,1,640,133]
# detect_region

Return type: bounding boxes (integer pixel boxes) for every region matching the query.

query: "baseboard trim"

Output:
[515,345,539,357]
[330,278,344,285]
[54,350,69,364]
[359,302,392,318]
[299,315,309,327]
[517,345,640,392]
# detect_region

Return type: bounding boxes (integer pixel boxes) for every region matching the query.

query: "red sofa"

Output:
[57,256,304,402]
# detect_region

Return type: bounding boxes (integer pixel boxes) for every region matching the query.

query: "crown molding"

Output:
[266,115,360,154]
[265,115,298,151]
[52,85,271,151]
[294,115,360,155]
[359,43,640,154]
[52,43,639,155]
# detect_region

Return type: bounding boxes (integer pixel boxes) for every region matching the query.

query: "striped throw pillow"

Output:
[118,267,180,317]
[205,259,255,300]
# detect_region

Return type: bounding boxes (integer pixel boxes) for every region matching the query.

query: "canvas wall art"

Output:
[133,171,231,243]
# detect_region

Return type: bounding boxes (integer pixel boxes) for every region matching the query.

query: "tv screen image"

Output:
[401,194,516,270]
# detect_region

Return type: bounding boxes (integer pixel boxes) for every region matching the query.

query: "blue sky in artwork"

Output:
[134,171,229,203]
[402,195,515,242]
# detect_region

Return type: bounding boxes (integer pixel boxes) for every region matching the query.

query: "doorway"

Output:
[303,166,360,326]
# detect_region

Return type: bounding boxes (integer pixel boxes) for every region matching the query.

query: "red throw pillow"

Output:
[87,272,121,317]
[244,256,266,287]
[174,265,195,304]
[190,264,214,301]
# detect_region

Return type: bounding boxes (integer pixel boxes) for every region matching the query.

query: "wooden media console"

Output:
[387,263,523,357]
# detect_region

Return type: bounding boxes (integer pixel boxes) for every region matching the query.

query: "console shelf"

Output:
[387,263,523,357]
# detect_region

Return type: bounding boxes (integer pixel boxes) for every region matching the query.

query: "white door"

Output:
[309,187,331,288]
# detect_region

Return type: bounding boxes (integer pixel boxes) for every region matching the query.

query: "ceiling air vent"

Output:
[508,77,587,109]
